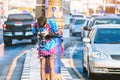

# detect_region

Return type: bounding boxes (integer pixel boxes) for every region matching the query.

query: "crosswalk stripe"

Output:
[61,59,80,80]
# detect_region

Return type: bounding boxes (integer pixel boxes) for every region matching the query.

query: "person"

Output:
[33,16,59,80]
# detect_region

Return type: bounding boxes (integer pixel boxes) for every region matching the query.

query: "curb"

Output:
[0,43,4,57]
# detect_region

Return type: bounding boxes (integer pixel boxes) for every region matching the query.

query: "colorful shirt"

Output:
[33,19,59,56]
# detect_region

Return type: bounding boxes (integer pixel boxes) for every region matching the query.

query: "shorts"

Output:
[38,54,56,59]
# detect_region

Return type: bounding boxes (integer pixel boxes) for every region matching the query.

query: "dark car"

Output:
[3,13,36,46]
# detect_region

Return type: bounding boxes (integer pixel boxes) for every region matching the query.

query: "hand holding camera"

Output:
[37,30,49,39]
[37,30,49,46]
[41,30,49,36]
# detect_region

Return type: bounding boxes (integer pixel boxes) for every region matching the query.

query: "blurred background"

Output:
[0,0,120,17]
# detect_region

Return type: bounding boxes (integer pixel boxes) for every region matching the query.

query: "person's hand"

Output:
[41,30,49,36]
[37,32,40,38]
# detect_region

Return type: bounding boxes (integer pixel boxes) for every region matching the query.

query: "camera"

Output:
[37,32,47,46]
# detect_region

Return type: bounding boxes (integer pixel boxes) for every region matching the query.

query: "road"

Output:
[0,37,36,80]
[0,30,120,80]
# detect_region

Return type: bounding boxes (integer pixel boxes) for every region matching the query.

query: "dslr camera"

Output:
[37,32,46,46]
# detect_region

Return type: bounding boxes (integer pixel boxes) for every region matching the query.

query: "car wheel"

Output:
[82,51,87,73]
[4,37,12,46]
[82,60,87,73]
[83,66,87,73]
[72,33,75,36]
[87,67,93,79]
[87,61,95,79]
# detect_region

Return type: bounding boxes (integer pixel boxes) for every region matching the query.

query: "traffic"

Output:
[67,13,120,79]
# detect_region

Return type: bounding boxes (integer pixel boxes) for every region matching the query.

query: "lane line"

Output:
[6,50,29,80]
[69,43,86,80]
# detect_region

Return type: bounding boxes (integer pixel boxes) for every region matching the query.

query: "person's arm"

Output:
[48,32,59,37]
[44,32,59,39]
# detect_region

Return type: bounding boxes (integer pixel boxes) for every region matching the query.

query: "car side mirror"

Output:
[83,26,91,31]
[83,38,90,43]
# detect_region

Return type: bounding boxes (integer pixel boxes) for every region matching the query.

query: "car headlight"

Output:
[91,52,109,59]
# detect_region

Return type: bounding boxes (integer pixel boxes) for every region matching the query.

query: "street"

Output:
[0,30,120,80]
[0,35,36,80]
[0,29,120,80]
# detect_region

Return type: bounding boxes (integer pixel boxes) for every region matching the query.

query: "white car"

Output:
[82,24,120,79]
[70,18,86,36]
[69,14,86,24]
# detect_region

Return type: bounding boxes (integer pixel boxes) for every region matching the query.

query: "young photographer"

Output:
[33,16,59,80]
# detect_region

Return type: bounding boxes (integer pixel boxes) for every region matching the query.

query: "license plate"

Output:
[14,22,22,26]
[15,32,23,35]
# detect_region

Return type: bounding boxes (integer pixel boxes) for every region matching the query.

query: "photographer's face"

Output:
[37,16,47,28]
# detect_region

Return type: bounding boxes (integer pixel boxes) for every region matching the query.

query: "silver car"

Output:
[82,24,120,78]
[70,18,86,36]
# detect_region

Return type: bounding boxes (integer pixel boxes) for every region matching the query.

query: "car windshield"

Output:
[8,14,33,21]
[94,19,120,25]
[74,20,85,25]
[94,28,120,44]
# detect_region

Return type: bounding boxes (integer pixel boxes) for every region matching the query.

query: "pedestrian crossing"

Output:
[61,59,80,80]
[21,48,81,80]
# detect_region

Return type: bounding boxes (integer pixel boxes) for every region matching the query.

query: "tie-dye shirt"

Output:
[33,19,59,57]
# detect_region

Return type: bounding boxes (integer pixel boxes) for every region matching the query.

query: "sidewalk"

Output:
[21,37,77,80]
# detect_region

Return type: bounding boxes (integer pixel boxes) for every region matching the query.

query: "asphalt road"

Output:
[0,38,36,80]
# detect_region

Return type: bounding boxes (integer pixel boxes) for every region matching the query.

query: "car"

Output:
[70,18,86,36]
[71,14,86,18]
[88,15,120,30]
[82,24,120,79]
[81,18,91,39]
[90,14,102,18]
[82,15,120,39]
[3,13,36,46]
[69,14,86,24]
